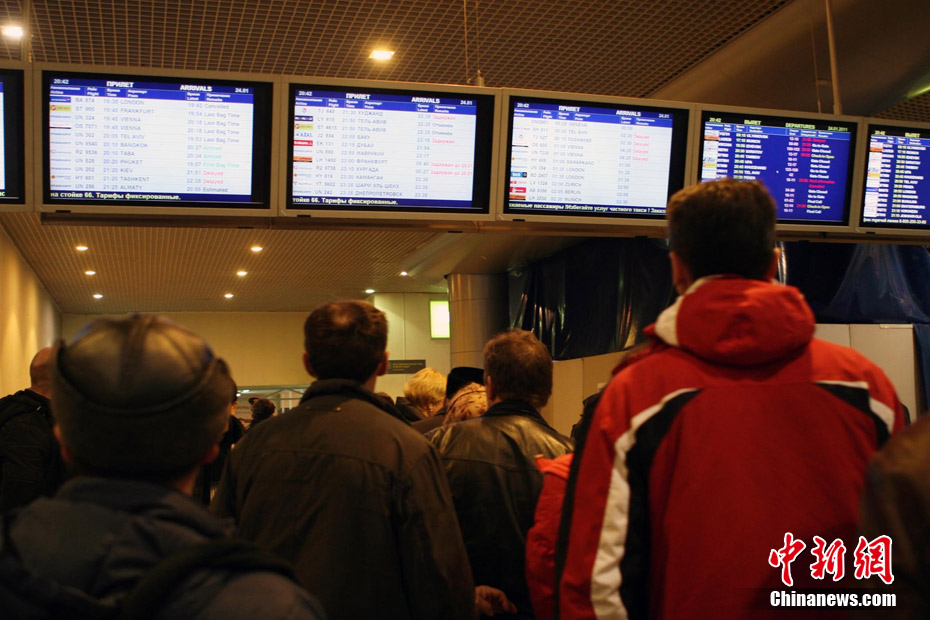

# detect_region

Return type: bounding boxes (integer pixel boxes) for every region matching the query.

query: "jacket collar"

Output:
[53,476,228,538]
[15,389,50,410]
[484,399,553,428]
[300,378,410,424]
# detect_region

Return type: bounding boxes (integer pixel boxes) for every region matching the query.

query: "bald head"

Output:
[29,347,54,396]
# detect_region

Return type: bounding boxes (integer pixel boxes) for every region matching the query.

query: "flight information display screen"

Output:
[287,85,494,214]
[503,96,689,218]
[0,69,25,205]
[700,111,856,223]
[43,72,272,209]
[861,124,930,228]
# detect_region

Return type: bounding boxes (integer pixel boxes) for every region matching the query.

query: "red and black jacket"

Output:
[555,277,906,620]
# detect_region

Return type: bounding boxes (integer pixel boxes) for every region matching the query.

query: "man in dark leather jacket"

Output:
[429,329,574,619]
[0,347,66,512]
[211,300,476,620]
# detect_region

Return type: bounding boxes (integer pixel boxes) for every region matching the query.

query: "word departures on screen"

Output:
[43,72,273,209]
[0,69,25,205]
[700,111,857,224]
[504,96,689,219]
[287,85,494,214]
[861,124,930,229]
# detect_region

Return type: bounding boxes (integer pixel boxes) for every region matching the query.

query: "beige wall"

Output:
[62,294,451,397]
[541,350,624,436]
[62,312,310,387]
[0,224,60,396]
[371,293,451,400]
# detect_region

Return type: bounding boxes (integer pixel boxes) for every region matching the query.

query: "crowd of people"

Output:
[0,178,923,619]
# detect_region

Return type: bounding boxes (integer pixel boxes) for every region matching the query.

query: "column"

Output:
[447,273,508,368]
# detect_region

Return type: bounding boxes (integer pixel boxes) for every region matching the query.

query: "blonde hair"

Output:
[403,368,446,417]
[443,383,488,425]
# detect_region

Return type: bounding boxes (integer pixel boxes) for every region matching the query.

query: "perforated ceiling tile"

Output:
[0,212,447,313]
[2,0,791,98]
[875,92,930,124]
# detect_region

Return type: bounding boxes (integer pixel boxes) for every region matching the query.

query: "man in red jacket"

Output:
[555,179,906,620]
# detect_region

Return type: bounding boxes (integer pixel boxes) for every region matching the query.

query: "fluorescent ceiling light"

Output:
[92,293,103,299]
[236,270,248,276]
[369,49,395,60]
[84,270,96,275]
[75,245,88,251]
[365,288,376,294]
[224,293,234,299]
[250,245,263,253]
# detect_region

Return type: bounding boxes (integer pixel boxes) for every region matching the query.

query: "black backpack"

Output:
[0,516,298,620]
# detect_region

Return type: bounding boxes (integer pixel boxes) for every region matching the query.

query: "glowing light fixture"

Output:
[399,271,409,276]
[250,245,263,253]
[2,25,23,40]
[236,270,248,276]
[365,288,376,294]
[84,270,96,276]
[75,245,88,251]
[369,49,395,61]
[224,293,234,299]
[92,293,103,299]
[430,300,451,339]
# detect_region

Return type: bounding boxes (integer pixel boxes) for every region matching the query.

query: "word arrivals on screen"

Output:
[288,88,491,213]
[505,98,687,217]
[768,532,893,587]
[48,78,254,202]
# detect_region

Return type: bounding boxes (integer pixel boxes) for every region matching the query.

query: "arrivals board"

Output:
[700,111,857,224]
[0,69,25,205]
[861,124,930,228]
[43,72,272,209]
[503,96,689,218]
[287,85,494,214]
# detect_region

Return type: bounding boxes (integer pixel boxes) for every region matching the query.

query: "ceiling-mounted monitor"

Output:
[858,122,930,235]
[41,69,273,213]
[698,108,859,228]
[500,91,691,223]
[284,81,496,219]
[0,68,25,207]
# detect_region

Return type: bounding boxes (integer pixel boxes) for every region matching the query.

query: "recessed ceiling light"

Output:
[75,245,88,251]
[365,288,376,294]
[236,270,248,277]
[242,389,250,393]
[84,270,96,276]
[92,293,103,299]
[399,271,409,276]
[369,49,395,60]
[224,293,234,299]
[2,25,23,40]
[250,245,263,253]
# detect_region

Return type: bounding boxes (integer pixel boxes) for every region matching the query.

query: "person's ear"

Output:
[485,375,496,402]
[669,251,693,295]
[766,247,782,281]
[302,352,318,378]
[53,424,73,465]
[376,352,388,377]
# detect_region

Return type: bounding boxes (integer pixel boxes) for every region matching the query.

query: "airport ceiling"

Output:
[0,0,929,314]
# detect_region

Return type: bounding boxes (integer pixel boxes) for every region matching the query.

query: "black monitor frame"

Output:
[0,67,26,206]
[284,81,496,217]
[41,69,274,211]
[501,92,691,222]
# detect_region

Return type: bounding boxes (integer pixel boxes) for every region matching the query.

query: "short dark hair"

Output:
[667,179,776,281]
[484,329,552,409]
[304,300,387,383]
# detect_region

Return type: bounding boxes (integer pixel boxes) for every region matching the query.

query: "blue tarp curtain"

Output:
[509,240,930,407]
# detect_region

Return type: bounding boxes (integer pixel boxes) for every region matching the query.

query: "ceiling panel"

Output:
[0,212,448,312]
[2,0,791,98]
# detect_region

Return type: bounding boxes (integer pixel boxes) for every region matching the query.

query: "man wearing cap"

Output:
[0,315,324,619]
[211,300,476,620]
